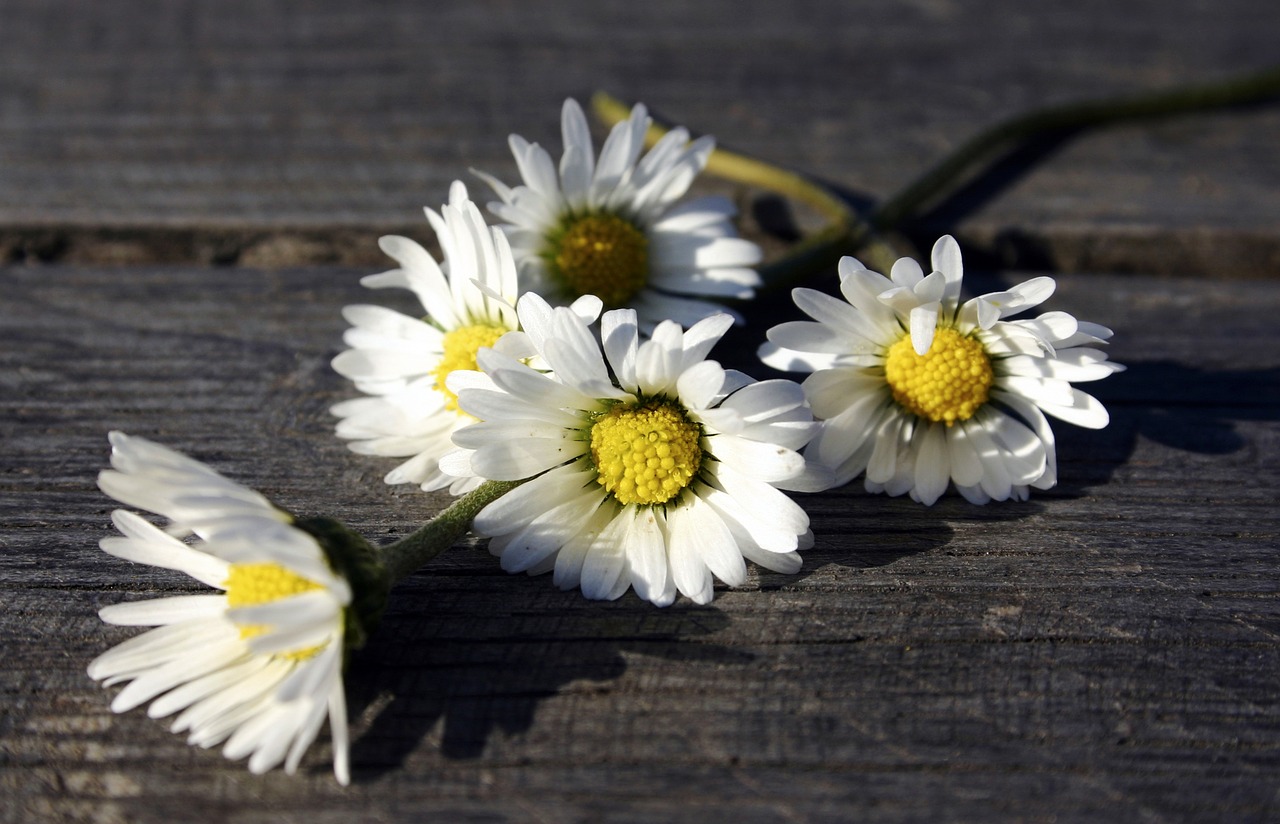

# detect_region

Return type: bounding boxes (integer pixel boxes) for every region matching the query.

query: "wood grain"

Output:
[1,1,1279,275]
[2,264,1277,821]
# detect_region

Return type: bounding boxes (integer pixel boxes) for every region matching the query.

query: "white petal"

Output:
[765,321,855,356]
[1030,387,1111,429]
[683,495,746,588]
[328,682,351,785]
[718,378,806,424]
[88,620,233,681]
[99,595,228,627]
[909,303,940,355]
[983,410,1048,486]
[709,434,805,483]
[469,435,587,483]
[593,103,647,198]
[712,464,810,535]
[579,509,630,600]
[801,368,883,421]
[601,308,640,390]
[792,287,883,343]
[699,483,803,553]
[635,321,684,394]
[101,510,229,588]
[997,390,1060,490]
[680,313,735,369]
[740,544,802,575]
[474,464,594,536]
[866,413,909,484]
[976,277,1057,321]
[757,341,839,373]
[376,235,459,328]
[451,419,572,449]
[931,235,965,306]
[456,387,582,428]
[625,508,669,605]
[553,504,616,591]
[511,134,561,201]
[665,503,714,604]
[912,422,950,505]
[478,348,600,412]
[111,639,245,713]
[890,256,924,287]
[676,360,726,411]
[332,348,430,382]
[960,416,1012,501]
[227,590,339,634]
[147,655,268,720]
[495,488,602,573]
[560,98,596,186]
[945,422,985,487]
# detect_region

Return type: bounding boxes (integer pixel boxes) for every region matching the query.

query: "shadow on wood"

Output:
[1055,359,1280,494]
[345,599,746,779]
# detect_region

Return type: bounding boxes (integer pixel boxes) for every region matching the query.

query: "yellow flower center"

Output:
[224,562,326,661]
[433,323,508,412]
[590,401,702,506]
[547,213,649,308]
[883,327,994,425]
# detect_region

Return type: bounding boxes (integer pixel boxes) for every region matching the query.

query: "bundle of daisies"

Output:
[88,97,1122,783]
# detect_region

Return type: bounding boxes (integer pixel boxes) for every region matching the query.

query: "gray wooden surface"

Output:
[4,266,1279,822]
[1,0,1279,275]
[3,1,1280,822]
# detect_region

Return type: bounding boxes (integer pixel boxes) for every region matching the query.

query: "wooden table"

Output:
[3,2,1278,821]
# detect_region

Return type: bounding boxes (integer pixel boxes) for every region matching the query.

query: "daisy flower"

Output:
[330,181,525,495]
[88,432,386,785]
[759,235,1124,505]
[443,292,828,607]
[473,98,763,331]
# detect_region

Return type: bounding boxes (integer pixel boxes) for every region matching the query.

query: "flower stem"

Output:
[872,64,1280,231]
[379,479,522,582]
[593,65,1280,286]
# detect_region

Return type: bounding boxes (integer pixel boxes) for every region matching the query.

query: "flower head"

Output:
[474,98,763,332]
[331,181,526,495]
[760,236,1124,505]
[444,293,828,606]
[89,433,389,784]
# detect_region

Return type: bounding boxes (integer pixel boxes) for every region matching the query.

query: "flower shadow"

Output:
[776,488,1045,585]
[1053,358,1280,494]
[345,583,747,779]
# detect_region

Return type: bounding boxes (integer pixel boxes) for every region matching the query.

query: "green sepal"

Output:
[293,516,391,654]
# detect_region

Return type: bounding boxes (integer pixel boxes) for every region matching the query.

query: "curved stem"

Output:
[379,479,523,582]
[873,64,1280,230]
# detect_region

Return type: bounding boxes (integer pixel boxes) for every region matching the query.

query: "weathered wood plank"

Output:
[1,264,1278,821]
[1,1,1278,274]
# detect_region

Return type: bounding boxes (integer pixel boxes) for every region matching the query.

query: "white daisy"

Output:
[443,292,828,607]
[473,98,763,331]
[759,235,1124,505]
[89,432,363,784]
[330,181,525,495]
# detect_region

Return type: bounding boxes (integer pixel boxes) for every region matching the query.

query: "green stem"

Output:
[873,64,1280,230]
[379,479,523,582]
